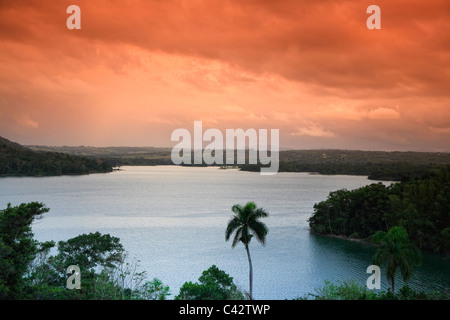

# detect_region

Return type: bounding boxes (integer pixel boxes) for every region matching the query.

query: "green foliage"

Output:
[0,200,171,300]
[0,136,112,176]
[28,233,132,299]
[55,232,125,271]
[175,265,244,300]
[90,258,170,300]
[308,165,450,252]
[394,285,449,300]
[0,202,49,299]
[134,278,171,300]
[226,202,269,248]
[309,183,390,238]
[25,237,170,300]
[298,280,449,300]
[45,232,128,299]
[386,166,450,252]
[372,227,422,292]
[307,279,379,300]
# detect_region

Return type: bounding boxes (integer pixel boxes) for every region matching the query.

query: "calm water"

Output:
[0,166,448,299]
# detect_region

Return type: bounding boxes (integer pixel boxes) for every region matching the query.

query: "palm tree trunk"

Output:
[245,245,253,300]
[391,277,395,293]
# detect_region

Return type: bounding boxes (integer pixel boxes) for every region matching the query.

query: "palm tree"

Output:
[225,202,269,300]
[372,226,422,293]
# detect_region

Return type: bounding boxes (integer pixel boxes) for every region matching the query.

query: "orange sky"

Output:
[1,0,449,151]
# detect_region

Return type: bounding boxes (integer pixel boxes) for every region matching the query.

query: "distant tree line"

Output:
[308,165,450,253]
[26,143,450,181]
[240,161,446,181]
[239,149,450,181]
[0,137,112,176]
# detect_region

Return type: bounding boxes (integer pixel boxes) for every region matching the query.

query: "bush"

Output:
[298,280,449,300]
[175,265,244,300]
[307,280,379,300]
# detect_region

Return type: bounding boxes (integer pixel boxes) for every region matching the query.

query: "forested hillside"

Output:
[308,165,450,253]
[0,137,112,176]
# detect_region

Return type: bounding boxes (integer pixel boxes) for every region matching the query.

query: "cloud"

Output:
[290,125,335,138]
[15,114,39,129]
[365,107,401,120]
[0,0,449,150]
[219,105,246,113]
[2,0,449,98]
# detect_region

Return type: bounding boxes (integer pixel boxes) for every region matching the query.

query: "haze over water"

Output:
[1,166,448,299]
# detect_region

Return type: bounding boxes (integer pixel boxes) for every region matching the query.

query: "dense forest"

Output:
[0,137,112,176]
[308,165,450,253]
[29,145,450,181]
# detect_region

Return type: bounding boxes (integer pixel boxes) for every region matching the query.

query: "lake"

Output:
[0,166,448,299]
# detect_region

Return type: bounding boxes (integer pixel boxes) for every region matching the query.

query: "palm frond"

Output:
[239,225,252,245]
[371,230,387,245]
[231,204,243,216]
[248,220,268,245]
[254,208,269,219]
[225,217,243,241]
[241,202,255,222]
[227,202,269,247]
[232,227,243,248]
[371,226,422,291]
[372,247,390,266]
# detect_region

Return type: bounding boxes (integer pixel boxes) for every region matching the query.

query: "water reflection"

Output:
[309,233,450,294]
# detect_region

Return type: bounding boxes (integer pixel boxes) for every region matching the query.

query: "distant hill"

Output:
[240,149,450,181]
[27,144,450,181]
[0,137,112,176]
[26,145,174,167]
[0,136,27,150]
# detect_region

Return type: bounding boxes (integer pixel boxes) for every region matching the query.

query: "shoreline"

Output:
[311,231,450,257]
[319,233,370,243]
[310,231,371,244]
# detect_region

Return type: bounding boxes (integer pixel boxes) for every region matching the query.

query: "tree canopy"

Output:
[175,265,244,300]
[0,202,49,299]
[308,165,450,252]
[372,226,422,292]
